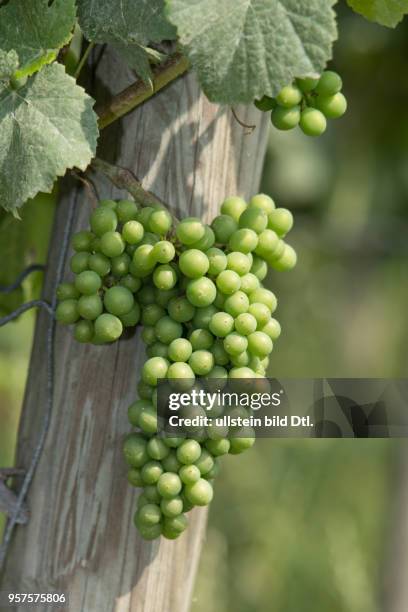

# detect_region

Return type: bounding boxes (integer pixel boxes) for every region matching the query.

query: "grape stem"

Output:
[74,41,95,80]
[96,52,190,129]
[91,158,178,221]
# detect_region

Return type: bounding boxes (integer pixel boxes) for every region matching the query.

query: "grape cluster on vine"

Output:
[255,70,347,137]
[56,192,296,540]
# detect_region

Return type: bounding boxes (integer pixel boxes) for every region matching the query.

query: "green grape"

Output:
[100,231,125,258]
[300,108,327,137]
[261,318,281,340]
[240,273,260,295]
[250,256,268,281]
[271,105,300,130]
[239,207,268,234]
[249,193,276,215]
[231,351,250,367]
[216,270,241,295]
[122,220,144,245]
[74,320,94,343]
[211,214,238,244]
[189,226,215,251]
[57,282,79,301]
[153,265,177,290]
[104,286,134,316]
[70,252,89,274]
[144,485,161,503]
[152,240,176,264]
[137,493,150,508]
[234,312,257,336]
[276,84,303,108]
[56,301,79,328]
[140,232,159,246]
[168,338,193,362]
[111,253,130,277]
[296,76,319,93]
[207,365,228,381]
[128,468,143,487]
[264,238,285,263]
[214,291,226,309]
[89,253,111,277]
[142,304,165,327]
[186,277,216,307]
[228,228,258,254]
[229,430,256,454]
[137,523,162,540]
[142,356,169,385]
[267,208,293,237]
[220,196,247,222]
[147,342,169,359]
[316,92,347,119]
[157,472,182,498]
[249,288,277,312]
[176,439,202,465]
[155,316,183,344]
[128,399,151,426]
[123,434,148,468]
[176,217,205,245]
[77,294,103,320]
[254,95,275,111]
[94,313,123,342]
[137,381,154,400]
[211,339,230,366]
[99,199,117,210]
[163,513,188,534]
[167,362,195,383]
[90,207,118,237]
[205,247,227,276]
[189,350,214,375]
[189,328,214,350]
[204,460,220,480]
[224,291,249,317]
[120,275,142,293]
[254,229,280,258]
[141,326,156,346]
[185,478,213,506]
[136,206,154,228]
[167,296,194,323]
[315,70,342,96]
[247,331,273,357]
[116,199,138,223]
[209,312,234,338]
[192,304,218,330]
[224,333,248,356]
[161,497,183,518]
[194,449,214,475]
[162,451,182,473]
[72,230,94,252]
[248,303,271,327]
[179,249,209,279]
[137,503,162,526]
[149,209,172,235]
[138,285,156,306]
[75,271,102,295]
[141,460,164,485]
[226,252,251,276]
[138,404,158,435]
[147,437,170,461]
[273,244,298,271]
[205,438,230,456]
[155,287,180,308]
[179,464,201,485]
[228,366,256,378]
[130,244,155,277]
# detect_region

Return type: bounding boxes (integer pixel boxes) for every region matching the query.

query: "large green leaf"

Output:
[0,0,77,78]
[0,63,99,215]
[77,0,176,80]
[0,50,19,80]
[166,0,338,103]
[347,0,408,26]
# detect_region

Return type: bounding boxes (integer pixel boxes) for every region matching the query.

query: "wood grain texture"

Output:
[1,48,269,612]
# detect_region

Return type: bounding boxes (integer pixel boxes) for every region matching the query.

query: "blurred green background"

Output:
[1,5,407,611]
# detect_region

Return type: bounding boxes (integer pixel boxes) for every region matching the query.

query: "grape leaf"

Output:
[0,63,99,215]
[0,0,77,78]
[347,0,408,26]
[0,50,19,80]
[165,0,338,103]
[112,42,153,83]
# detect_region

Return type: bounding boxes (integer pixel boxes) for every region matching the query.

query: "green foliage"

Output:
[0,50,18,79]
[0,63,98,214]
[77,0,176,81]
[0,0,76,78]
[347,0,408,27]
[165,0,338,103]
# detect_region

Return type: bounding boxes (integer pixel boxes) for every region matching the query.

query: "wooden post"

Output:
[1,49,269,611]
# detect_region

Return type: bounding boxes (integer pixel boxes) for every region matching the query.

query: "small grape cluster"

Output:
[255,70,347,137]
[56,192,297,541]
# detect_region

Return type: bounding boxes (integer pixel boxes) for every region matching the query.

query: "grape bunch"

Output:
[255,70,347,137]
[56,192,297,541]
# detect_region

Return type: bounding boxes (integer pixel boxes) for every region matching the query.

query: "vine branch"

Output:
[96,52,190,129]
[0,300,54,327]
[0,264,45,294]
